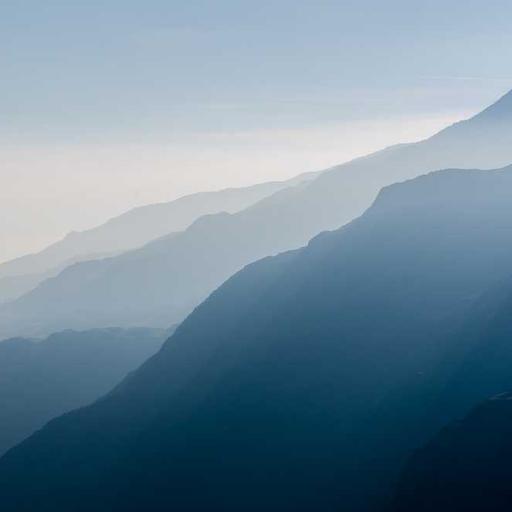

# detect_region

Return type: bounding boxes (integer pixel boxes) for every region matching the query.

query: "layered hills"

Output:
[2,168,512,510]
[2,91,512,338]
[0,327,169,456]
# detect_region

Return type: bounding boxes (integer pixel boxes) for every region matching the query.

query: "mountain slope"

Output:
[0,181,320,337]
[0,177,311,303]
[0,327,169,457]
[0,271,54,305]
[391,275,512,511]
[393,394,512,512]
[3,168,512,511]
[2,90,512,338]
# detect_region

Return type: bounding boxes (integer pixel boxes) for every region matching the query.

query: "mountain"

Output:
[2,90,512,338]
[2,168,512,511]
[0,177,311,304]
[391,276,512,511]
[393,394,512,512]
[431,275,512,417]
[0,327,169,457]
[0,272,54,305]
[0,183,319,337]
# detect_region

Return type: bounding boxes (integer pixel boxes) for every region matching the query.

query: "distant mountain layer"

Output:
[394,394,512,512]
[0,176,312,303]
[2,90,512,338]
[0,327,169,457]
[3,168,512,511]
[0,272,52,305]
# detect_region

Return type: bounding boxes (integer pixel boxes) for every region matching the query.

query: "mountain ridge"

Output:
[0,175,315,304]
[393,393,512,512]
[3,89,512,339]
[3,166,512,510]
[0,326,170,457]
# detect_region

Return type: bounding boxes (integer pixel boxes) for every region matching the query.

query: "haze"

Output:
[1,0,512,262]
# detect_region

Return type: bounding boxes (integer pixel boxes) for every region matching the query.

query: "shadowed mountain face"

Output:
[1,91,512,338]
[393,394,512,512]
[0,327,169,457]
[0,177,309,304]
[390,278,512,512]
[2,169,512,511]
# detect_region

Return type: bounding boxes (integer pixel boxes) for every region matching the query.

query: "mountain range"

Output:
[0,327,169,457]
[394,393,512,512]
[391,274,512,511]
[1,90,512,339]
[2,167,512,511]
[0,175,312,305]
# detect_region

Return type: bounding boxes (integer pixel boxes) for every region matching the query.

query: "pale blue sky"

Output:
[1,0,512,260]
[2,0,512,140]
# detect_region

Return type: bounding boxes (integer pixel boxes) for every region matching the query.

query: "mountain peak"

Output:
[370,166,512,216]
[471,88,512,122]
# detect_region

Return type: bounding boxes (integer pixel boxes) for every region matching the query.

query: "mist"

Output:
[1,112,467,263]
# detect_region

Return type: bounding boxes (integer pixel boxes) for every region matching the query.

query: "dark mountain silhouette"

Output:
[393,393,512,512]
[2,168,512,511]
[2,90,512,338]
[431,276,512,418]
[390,276,512,511]
[0,177,310,304]
[0,327,169,457]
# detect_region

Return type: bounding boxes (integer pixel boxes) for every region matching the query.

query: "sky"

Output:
[1,0,512,262]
